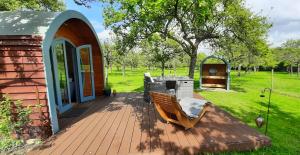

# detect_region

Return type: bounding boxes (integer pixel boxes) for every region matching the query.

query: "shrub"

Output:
[0,95,31,151]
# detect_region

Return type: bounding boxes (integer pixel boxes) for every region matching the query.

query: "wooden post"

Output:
[271,68,274,90]
[297,63,300,76]
[122,61,125,77]
[173,60,176,76]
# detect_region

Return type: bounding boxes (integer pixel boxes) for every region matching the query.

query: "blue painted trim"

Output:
[42,10,105,134]
[76,45,95,102]
[199,63,203,90]
[51,39,73,113]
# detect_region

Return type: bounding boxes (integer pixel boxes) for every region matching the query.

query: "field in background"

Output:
[107,67,300,154]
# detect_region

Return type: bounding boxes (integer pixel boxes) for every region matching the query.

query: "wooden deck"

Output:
[29,93,270,155]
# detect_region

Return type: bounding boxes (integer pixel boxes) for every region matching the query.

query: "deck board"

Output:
[118,100,137,154]
[140,100,151,153]
[39,97,113,155]
[29,93,271,155]
[73,106,113,155]
[106,98,133,155]
[129,97,144,153]
[84,102,126,154]
[152,104,173,153]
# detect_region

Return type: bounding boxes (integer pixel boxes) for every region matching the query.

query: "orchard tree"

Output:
[90,0,271,78]
[141,35,182,76]
[278,40,300,75]
[0,0,65,11]
[126,51,141,70]
[102,41,116,83]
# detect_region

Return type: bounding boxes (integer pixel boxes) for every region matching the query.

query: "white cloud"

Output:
[97,29,115,43]
[245,0,300,46]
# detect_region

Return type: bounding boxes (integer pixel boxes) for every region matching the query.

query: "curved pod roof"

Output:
[0,10,104,134]
[0,10,102,51]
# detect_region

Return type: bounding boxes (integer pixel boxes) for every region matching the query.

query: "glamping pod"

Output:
[200,56,230,90]
[0,10,104,138]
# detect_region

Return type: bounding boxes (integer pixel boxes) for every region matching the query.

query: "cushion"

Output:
[178,97,208,118]
[144,72,154,82]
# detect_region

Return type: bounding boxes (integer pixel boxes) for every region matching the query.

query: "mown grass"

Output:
[108,67,300,154]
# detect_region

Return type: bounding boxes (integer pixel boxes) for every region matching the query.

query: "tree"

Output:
[126,51,141,70]
[0,0,65,11]
[141,35,182,76]
[215,35,270,76]
[277,40,300,76]
[102,41,115,84]
[93,0,270,78]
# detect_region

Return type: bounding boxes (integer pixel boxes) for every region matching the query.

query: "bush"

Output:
[0,95,31,151]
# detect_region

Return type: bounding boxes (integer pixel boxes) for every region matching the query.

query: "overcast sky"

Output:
[246,0,300,47]
[66,0,300,49]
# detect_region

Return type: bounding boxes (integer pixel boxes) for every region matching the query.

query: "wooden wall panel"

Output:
[0,56,43,64]
[202,64,227,76]
[0,78,46,86]
[0,35,51,139]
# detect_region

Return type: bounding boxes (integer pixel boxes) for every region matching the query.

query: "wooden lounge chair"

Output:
[150,91,208,130]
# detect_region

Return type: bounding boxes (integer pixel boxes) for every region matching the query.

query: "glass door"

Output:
[76,45,95,102]
[51,40,72,113]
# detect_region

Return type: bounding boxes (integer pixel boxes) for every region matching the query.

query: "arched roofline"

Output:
[42,10,105,134]
[200,55,229,66]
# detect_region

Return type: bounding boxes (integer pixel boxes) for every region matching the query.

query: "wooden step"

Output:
[202,84,226,88]
[202,76,226,79]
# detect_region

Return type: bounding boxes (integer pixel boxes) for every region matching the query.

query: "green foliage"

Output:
[277,39,300,67]
[141,35,183,76]
[0,95,31,151]
[97,0,270,78]
[0,0,65,11]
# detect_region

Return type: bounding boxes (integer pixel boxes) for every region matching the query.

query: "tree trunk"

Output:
[122,62,125,77]
[188,52,197,78]
[105,66,109,84]
[161,62,165,77]
[271,68,274,89]
[110,64,113,73]
[290,65,293,75]
[173,60,176,76]
[238,64,241,77]
[297,63,300,76]
[253,66,256,72]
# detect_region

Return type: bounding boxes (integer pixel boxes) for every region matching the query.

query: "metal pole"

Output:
[271,69,274,89]
[265,88,272,135]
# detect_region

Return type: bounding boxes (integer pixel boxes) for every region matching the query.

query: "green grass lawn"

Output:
[107,67,300,154]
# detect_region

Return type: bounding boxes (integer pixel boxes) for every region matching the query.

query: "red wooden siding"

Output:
[0,35,51,139]
[55,18,104,96]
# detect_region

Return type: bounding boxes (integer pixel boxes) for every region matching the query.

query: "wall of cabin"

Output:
[0,35,51,139]
[0,18,104,139]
